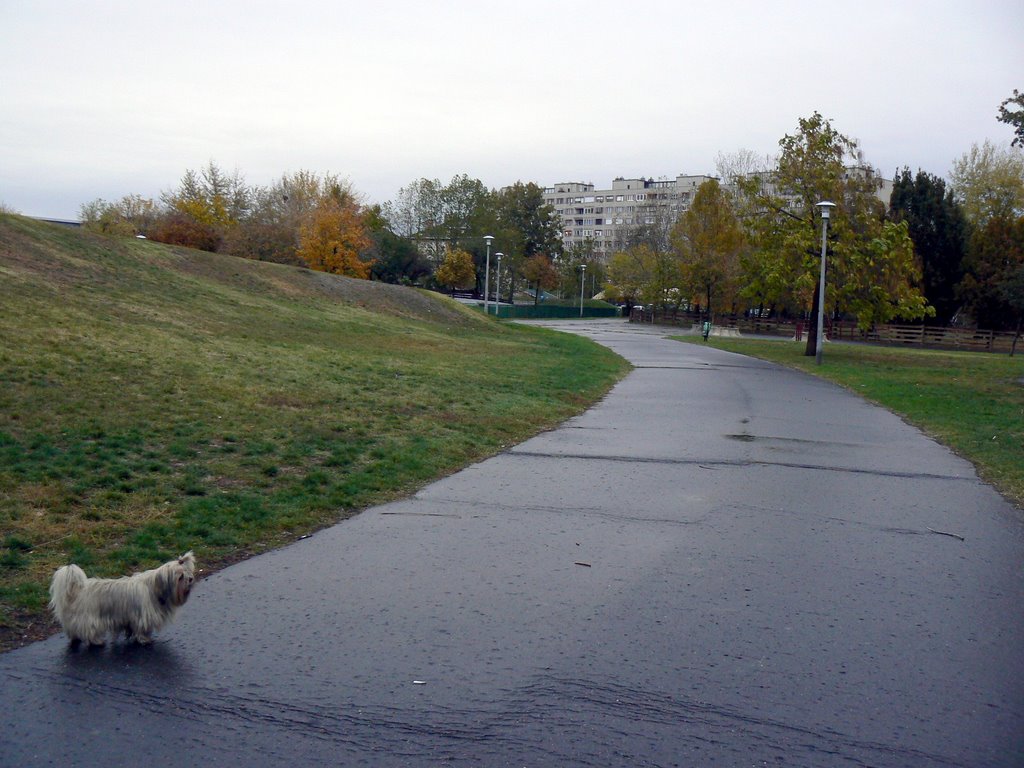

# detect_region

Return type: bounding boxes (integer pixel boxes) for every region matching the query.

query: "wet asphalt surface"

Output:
[2,319,1022,767]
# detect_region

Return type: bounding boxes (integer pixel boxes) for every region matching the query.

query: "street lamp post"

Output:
[579,263,587,317]
[483,235,494,315]
[494,253,503,317]
[814,201,836,366]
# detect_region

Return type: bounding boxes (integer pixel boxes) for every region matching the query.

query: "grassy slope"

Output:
[676,336,1023,507]
[0,216,630,649]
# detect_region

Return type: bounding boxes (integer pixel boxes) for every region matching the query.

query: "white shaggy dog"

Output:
[49,552,196,645]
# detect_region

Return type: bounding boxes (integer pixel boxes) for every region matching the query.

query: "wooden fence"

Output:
[629,308,1019,354]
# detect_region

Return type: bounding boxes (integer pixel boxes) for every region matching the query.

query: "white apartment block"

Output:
[543,170,894,258]
[543,175,715,257]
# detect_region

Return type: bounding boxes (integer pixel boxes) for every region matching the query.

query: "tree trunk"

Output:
[1012,315,1022,357]
[805,279,820,357]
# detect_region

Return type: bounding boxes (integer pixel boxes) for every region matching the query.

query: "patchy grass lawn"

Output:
[0,215,630,650]
[675,335,1023,508]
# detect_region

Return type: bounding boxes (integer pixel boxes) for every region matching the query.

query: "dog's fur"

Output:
[49,552,196,645]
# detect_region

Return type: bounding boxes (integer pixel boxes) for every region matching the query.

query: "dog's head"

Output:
[153,551,196,609]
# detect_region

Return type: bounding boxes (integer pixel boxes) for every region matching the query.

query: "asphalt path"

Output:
[2,319,1022,767]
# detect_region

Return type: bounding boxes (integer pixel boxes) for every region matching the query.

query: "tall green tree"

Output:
[888,168,970,325]
[494,181,563,301]
[383,178,443,239]
[998,262,1024,355]
[364,205,431,285]
[959,215,1024,331]
[383,175,495,270]
[670,179,745,320]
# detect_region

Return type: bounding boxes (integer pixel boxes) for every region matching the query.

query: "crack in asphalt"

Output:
[506,449,978,484]
[407,496,710,527]
[632,362,773,371]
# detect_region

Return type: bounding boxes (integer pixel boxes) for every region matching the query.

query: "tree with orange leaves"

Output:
[297,192,373,279]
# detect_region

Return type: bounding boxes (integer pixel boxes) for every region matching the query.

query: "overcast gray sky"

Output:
[2,0,1021,220]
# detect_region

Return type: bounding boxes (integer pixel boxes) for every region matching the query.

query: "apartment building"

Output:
[543,169,894,258]
[542,174,715,257]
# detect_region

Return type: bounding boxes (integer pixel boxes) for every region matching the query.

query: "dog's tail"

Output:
[49,564,87,621]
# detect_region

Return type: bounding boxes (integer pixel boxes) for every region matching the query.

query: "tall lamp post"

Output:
[494,253,503,316]
[483,235,494,315]
[579,263,587,317]
[814,201,836,366]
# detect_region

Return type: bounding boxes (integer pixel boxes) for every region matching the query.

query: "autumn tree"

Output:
[949,140,1024,227]
[522,254,559,305]
[296,189,372,279]
[80,194,158,237]
[605,249,648,309]
[606,244,683,312]
[226,170,351,265]
[434,248,476,295]
[150,211,222,252]
[155,161,251,251]
[735,112,930,353]
[888,168,970,325]
[670,179,745,320]
[194,161,250,223]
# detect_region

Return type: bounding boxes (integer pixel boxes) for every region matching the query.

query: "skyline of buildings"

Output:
[543,170,895,258]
